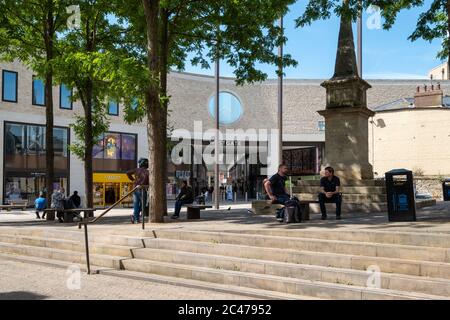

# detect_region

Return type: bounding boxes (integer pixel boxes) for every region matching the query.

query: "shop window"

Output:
[92,132,137,172]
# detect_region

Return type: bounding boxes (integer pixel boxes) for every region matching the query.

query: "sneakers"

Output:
[336,216,342,220]
[171,215,179,219]
[130,215,135,224]
[321,215,327,220]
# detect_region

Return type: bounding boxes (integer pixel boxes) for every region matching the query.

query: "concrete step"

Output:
[132,247,450,297]
[120,258,445,300]
[297,180,385,187]
[0,241,127,269]
[225,229,450,249]
[0,234,136,257]
[152,230,450,263]
[293,186,386,194]
[0,251,317,300]
[143,237,450,279]
[0,227,146,247]
[100,269,321,300]
[295,193,387,203]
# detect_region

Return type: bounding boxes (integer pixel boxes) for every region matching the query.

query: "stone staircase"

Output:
[1,227,450,299]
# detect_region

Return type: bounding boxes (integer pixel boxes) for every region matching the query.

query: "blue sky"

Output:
[183,0,443,80]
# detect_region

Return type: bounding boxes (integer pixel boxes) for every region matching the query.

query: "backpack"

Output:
[283,198,302,223]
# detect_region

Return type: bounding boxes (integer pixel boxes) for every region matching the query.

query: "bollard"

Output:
[245,192,248,202]
[234,192,237,203]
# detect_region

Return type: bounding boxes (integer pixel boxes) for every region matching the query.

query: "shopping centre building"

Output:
[1,60,450,206]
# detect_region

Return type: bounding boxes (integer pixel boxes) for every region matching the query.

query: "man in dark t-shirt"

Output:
[319,166,342,220]
[264,164,290,205]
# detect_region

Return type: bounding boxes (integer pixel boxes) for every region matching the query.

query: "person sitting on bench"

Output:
[171,181,194,219]
[318,166,342,220]
[34,192,46,219]
[264,164,290,221]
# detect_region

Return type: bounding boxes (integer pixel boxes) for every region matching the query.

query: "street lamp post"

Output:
[277,16,283,167]
[214,56,220,210]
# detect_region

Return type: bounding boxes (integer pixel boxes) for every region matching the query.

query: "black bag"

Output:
[283,198,302,223]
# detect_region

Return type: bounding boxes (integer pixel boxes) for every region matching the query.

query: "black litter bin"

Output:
[443,179,450,201]
[385,169,416,222]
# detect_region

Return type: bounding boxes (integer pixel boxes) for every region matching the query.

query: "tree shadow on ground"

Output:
[0,291,48,300]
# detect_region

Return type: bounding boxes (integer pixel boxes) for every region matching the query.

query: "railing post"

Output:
[83,223,91,275]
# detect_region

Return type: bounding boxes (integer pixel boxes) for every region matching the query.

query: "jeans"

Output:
[274,194,290,205]
[133,190,147,221]
[274,194,290,219]
[174,199,193,217]
[318,193,342,216]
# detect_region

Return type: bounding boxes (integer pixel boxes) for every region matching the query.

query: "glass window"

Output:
[121,134,136,160]
[27,125,46,154]
[104,133,121,159]
[108,99,119,116]
[60,84,72,109]
[53,127,68,157]
[93,134,105,159]
[5,123,25,155]
[208,91,243,124]
[2,70,18,102]
[131,98,138,110]
[32,77,45,106]
[318,121,325,131]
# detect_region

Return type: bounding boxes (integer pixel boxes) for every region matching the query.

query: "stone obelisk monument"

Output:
[318,13,375,183]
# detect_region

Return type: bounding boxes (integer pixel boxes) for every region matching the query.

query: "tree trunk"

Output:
[44,68,54,204]
[143,0,165,223]
[160,8,169,216]
[44,1,55,205]
[84,80,94,208]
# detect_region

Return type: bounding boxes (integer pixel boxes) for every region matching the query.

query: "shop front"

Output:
[92,131,138,208]
[93,173,133,208]
[3,121,70,204]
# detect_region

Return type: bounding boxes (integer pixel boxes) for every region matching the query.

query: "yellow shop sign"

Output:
[93,173,132,183]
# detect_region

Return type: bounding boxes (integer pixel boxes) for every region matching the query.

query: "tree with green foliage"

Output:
[115,0,297,222]
[0,0,70,204]
[54,0,149,207]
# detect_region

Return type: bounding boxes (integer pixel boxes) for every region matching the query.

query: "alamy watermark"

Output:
[66,5,81,30]
[66,264,81,290]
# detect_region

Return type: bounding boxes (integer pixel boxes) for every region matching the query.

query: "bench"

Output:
[298,200,319,221]
[43,208,96,222]
[0,200,29,211]
[185,204,212,219]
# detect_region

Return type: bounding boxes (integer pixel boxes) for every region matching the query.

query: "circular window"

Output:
[208,91,243,125]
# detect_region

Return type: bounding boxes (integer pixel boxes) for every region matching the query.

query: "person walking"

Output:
[126,158,149,224]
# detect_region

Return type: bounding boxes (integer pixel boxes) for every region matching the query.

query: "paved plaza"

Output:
[1,201,450,300]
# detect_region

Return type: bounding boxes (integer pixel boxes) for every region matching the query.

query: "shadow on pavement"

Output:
[0,291,48,300]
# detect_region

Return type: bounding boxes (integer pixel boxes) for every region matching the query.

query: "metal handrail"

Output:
[78,184,149,274]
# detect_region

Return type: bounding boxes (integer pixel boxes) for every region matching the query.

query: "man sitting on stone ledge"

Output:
[264,164,290,221]
[319,166,342,220]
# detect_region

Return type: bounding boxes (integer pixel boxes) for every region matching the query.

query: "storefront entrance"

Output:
[93,173,133,208]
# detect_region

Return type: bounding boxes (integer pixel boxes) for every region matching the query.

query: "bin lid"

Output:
[385,168,412,174]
